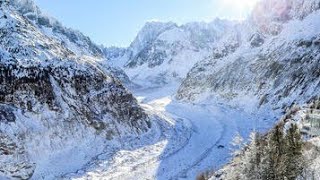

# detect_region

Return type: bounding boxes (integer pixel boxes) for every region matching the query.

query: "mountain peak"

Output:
[129,21,177,53]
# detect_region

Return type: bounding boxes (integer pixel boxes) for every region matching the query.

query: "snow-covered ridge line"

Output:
[10,0,103,57]
[104,18,236,87]
[177,0,320,111]
[0,1,151,179]
[104,0,320,88]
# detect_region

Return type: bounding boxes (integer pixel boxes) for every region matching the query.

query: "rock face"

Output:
[0,1,150,179]
[177,0,320,110]
[104,20,234,86]
[0,132,35,180]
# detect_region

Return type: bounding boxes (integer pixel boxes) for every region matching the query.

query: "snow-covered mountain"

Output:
[0,1,150,179]
[11,0,103,57]
[104,20,234,86]
[177,0,320,111]
[2,0,320,179]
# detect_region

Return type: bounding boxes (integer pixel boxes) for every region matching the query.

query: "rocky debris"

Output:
[0,135,35,180]
[0,105,15,123]
[250,33,265,47]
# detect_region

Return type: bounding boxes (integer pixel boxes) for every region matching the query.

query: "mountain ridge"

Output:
[0,1,151,179]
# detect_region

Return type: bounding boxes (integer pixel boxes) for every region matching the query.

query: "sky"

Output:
[34,0,259,47]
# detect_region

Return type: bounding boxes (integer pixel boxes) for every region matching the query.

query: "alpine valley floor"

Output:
[64,84,278,180]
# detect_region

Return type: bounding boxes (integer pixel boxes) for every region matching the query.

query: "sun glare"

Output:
[219,0,260,19]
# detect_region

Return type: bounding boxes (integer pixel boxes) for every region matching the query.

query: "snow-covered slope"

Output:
[2,0,320,179]
[210,99,320,180]
[177,0,320,111]
[11,0,103,57]
[9,0,137,88]
[105,20,234,86]
[0,1,150,179]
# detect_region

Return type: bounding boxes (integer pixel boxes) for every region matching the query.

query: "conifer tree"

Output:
[268,124,286,179]
[243,132,264,180]
[284,124,303,180]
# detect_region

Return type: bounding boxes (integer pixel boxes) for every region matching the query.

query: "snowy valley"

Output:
[1,0,320,179]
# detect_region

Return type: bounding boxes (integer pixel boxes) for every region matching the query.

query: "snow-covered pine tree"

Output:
[223,133,245,179]
[268,123,287,179]
[242,132,265,180]
[284,123,304,179]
